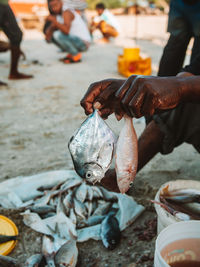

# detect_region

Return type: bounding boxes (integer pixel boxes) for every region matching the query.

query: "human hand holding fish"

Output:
[115,75,185,118]
[80,78,126,120]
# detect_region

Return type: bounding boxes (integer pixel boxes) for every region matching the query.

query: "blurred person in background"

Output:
[90,3,120,43]
[0,0,33,82]
[158,0,200,76]
[44,0,91,63]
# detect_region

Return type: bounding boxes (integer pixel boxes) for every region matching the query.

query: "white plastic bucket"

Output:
[154,220,200,267]
[154,179,200,233]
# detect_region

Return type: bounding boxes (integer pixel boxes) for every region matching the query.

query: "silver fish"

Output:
[29,205,56,215]
[0,255,19,267]
[91,186,104,199]
[84,201,93,217]
[75,182,87,203]
[83,215,106,227]
[24,254,43,267]
[42,235,56,267]
[55,239,78,267]
[93,202,112,216]
[68,109,116,183]
[100,213,121,250]
[60,178,82,191]
[73,198,87,219]
[63,190,74,214]
[69,208,77,225]
[86,185,94,201]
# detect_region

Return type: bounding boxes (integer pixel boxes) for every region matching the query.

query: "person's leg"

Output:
[52,31,79,55]
[2,5,32,79]
[158,32,191,76]
[98,21,118,42]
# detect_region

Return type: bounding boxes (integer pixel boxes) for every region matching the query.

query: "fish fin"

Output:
[68,229,77,241]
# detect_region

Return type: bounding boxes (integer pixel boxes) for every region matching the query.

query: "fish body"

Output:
[42,236,56,267]
[100,213,121,250]
[24,254,43,267]
[68,110,116,183]
[115,116,138,194]
[0,255,19,267]
[29,205,56,215]
[0,234,18,244]
[84,215,106,227]
[75,182,87,203]
[55,239,78,267]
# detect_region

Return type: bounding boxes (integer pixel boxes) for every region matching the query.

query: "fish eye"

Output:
[129,182,133,187]
[86,171,93,179]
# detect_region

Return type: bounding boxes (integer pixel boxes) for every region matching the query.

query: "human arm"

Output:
[46,10,74,35]
[80,78,126,119]
[115,74,200,118]
[45,23,57,42]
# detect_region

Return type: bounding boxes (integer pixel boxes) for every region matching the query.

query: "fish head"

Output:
[83,163,105,184]
[103,237,118,250]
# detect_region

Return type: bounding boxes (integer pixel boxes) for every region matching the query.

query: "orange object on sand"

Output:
[0,215,18,256]
[118,47,151,77]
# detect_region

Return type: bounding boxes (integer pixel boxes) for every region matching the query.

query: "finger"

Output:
[115,75,137,99]
[80,82,104,114]
[95,85,116,107]
[98,108,112,119]
[140,94,157,116]
[128,90,145,118]
[114,106,124,121]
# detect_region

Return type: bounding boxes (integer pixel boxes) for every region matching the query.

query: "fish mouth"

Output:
[84,162,104,183]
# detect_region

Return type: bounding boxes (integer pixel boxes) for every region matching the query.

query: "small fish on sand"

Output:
[0,255,19,266]
[0,234,18,244]
[24,253,43,267]
[115,116,138,194]
[68,109,116,183]
[55,238,78,267]
[100,213,121,250]
[42,235,56,267]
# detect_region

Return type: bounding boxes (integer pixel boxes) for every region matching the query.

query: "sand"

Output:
[0,14,200,267]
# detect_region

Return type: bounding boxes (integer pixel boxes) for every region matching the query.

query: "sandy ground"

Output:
[0,14,200,266]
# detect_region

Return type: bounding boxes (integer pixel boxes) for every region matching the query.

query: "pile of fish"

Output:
[152,184,200,221]
[0,170,144,266]
[69,110,138,194]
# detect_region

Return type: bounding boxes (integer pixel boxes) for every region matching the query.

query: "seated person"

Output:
[45,0,91,63]
[90,3,120,43]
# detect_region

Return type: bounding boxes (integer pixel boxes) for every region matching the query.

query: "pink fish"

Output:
[115,116,138,194]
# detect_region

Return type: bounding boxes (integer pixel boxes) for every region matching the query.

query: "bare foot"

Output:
[0,80,8,86]
[96,37,110,44]
[98,169,119,193]
[9,72,33,80]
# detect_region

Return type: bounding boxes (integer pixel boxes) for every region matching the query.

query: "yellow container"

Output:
[0,215,18,256]
[117,55,152,78]
[123,47,140,61]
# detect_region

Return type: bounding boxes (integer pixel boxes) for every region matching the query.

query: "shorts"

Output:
[149,103,200,154]
[0,4,22,46]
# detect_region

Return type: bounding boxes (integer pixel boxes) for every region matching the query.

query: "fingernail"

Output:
[115,113,122,121]
[94,102,101,109]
